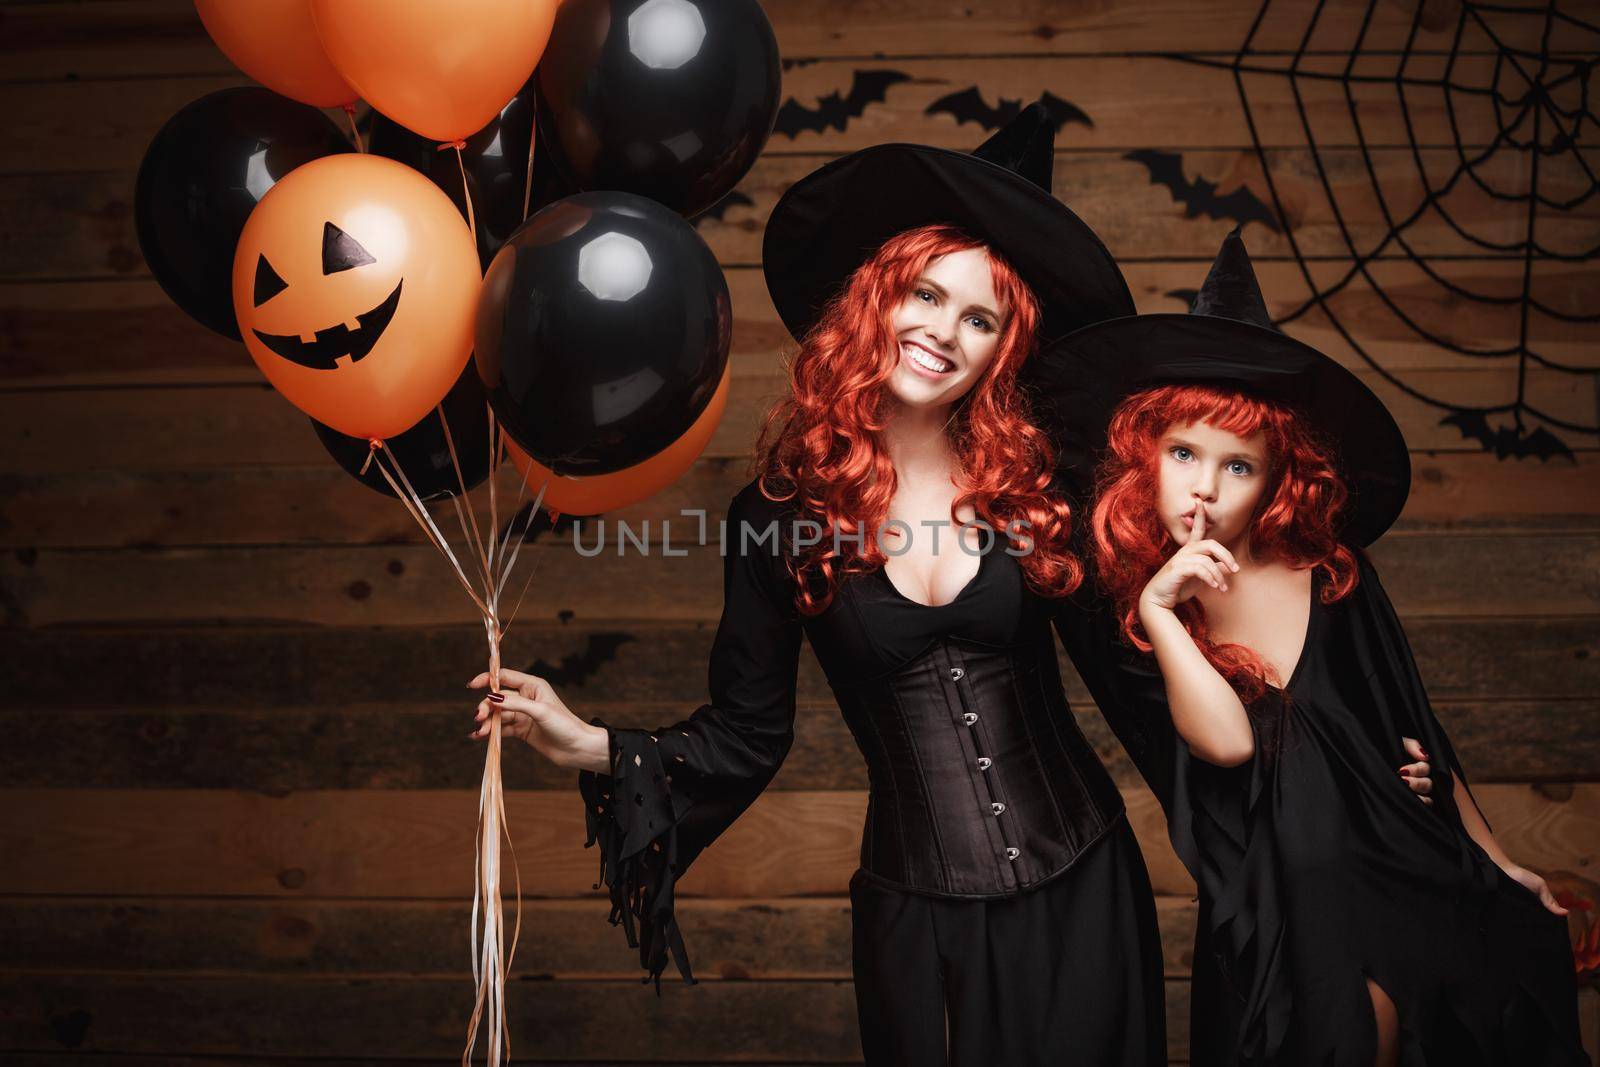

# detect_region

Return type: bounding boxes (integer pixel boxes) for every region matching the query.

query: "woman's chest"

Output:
[802,540,1048,685]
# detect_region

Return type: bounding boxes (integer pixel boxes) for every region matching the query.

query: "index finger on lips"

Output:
[1188,501,1207,544]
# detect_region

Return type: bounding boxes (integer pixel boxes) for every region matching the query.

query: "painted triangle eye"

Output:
[253,254,288,306]
[322,221,376,274]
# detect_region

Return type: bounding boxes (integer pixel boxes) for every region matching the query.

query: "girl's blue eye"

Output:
[1171,446,1193,462]
[1227,461,1253,476]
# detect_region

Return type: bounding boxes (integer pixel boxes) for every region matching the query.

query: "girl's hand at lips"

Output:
[1139,501,1242,614]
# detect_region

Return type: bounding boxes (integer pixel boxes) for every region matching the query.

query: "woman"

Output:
[467,105,1171,1065]
[1042,229,1586,1066]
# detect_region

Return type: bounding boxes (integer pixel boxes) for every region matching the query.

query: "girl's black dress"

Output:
[577,480,1167,1066]
[1056,549,1587,1066]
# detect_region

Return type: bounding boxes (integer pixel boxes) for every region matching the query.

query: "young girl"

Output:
[467,106,1171,1065]
[1045,229,1586,1066]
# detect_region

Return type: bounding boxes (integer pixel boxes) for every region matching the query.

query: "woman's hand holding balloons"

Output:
[468,668,612,773]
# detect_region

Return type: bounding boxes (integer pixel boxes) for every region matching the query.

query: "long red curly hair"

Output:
[1091,384,1359,704]
[752,223,1080,615]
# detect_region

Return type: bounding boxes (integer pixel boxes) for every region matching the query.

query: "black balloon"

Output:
[369,77,564,271]
[314,363,494,501]
[135,87,352,340]
[535,0,781,217]
[475,191,731,476]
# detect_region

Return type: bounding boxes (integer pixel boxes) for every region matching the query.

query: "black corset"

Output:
[830,624,1125,898]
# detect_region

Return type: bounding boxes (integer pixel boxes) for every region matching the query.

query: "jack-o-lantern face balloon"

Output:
[233,153,481,440]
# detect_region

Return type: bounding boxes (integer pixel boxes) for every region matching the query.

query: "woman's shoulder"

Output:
[727,476,807,533]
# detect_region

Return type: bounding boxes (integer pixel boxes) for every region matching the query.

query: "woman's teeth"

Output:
[904,343,954,374]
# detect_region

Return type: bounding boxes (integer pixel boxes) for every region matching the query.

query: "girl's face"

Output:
[1155,419,1270,551]
[885,247,1008,411]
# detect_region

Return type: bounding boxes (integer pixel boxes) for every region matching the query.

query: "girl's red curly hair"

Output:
[1090,384,1359,704]
[752,223,1080,615]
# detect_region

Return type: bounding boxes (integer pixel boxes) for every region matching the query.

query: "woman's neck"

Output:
[882,402,956,481]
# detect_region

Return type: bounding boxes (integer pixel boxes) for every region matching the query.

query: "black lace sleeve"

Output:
[576,482,804,991]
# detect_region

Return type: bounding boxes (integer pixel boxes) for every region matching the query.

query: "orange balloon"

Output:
[310,0,558,142]
[233,154,481,440]
[195,0,357,108]
[504,365,730,517]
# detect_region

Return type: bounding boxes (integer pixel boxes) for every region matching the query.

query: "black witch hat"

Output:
[761,102,1134,347]
[1033,227,1411,547]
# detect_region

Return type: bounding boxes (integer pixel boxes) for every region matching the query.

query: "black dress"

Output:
[1056,549,1587,1066]
[577,480,1167,1066]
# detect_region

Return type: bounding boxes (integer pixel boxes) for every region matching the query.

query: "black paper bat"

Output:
[521,631,637,688]
[696,190,755,226]
[924,88,1093,133]
[1124,149,1281,233]
[1440,411,1574,461]
[773,69,912,138]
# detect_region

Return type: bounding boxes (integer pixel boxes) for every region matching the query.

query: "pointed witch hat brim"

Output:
[1031,228,1411,547]
[761,102,1134,348]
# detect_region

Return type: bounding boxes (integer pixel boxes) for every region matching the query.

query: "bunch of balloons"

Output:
[136,0,781,515]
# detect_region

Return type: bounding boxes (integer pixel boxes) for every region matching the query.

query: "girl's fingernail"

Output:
[488,692,505,703]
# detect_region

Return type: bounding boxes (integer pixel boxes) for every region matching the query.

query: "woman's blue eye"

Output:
[915,289,935,302]
[967,316,992,332]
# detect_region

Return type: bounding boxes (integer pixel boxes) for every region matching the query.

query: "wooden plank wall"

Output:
[2,0,1598,1062]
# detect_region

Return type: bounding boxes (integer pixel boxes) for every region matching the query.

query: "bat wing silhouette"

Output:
[697,190,755,225]
[523,631,638,688]
[926,87,1093,133]
[1441,411,1574,461]
[1125,149,1281,233]
[773,69,912,137]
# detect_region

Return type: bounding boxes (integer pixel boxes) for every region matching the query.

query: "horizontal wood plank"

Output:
[1,616,1593,708]
[0,893,1199,979]
[1,0,1562,84]
[2,528,1596,626]
[3,452,1598,554]
[0,972,875,1061]
[5,256,1595,397]
[0,52,1538,177]
[0,371,1592,490]
[10,147,1598,284]
[4,783,1597,900]
[3,697,1595,793]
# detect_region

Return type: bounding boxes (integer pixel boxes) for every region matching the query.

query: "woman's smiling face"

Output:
[885,247,1008,411]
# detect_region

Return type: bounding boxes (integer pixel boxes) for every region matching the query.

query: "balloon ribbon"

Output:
[359,402,553,1066]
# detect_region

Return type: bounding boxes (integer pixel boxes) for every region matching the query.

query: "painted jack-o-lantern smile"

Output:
[250,222,403,370]
[232,153,481,440]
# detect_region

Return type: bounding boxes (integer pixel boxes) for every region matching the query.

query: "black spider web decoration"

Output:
[1182,0,1599,460]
